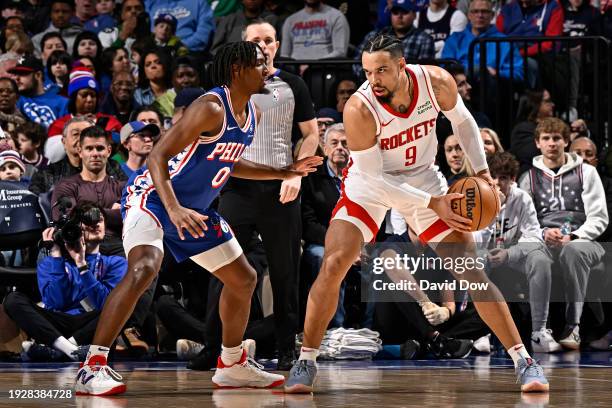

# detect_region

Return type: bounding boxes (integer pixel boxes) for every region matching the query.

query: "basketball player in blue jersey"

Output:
[74,42,322,396]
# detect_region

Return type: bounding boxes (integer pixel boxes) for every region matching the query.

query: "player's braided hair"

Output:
[364,34,403,58]
[210,41,259,88]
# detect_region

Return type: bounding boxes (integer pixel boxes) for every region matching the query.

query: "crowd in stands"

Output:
[0,0,611,366]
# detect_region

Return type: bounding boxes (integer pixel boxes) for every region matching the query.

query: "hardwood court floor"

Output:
[1,352,612,407]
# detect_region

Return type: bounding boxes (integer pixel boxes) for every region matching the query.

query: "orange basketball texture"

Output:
[447,177,500,231]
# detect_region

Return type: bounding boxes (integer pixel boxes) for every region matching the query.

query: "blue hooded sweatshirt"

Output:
[442,24,524,81]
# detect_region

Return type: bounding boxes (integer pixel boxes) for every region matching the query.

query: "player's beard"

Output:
[377,89,394,105]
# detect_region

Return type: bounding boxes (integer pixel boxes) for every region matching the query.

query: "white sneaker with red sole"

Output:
[212,350,285,389]
[74,355,126,396]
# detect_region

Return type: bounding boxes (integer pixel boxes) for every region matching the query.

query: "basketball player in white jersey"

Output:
[285,35,549,393]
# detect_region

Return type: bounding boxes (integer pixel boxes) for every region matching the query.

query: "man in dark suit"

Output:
[301,123,349,327]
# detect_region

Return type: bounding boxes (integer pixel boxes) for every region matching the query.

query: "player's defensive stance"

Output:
[74,41,322,396]
[285,35,549,393]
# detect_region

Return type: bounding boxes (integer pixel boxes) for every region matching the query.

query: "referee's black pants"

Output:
[212,178,301,352]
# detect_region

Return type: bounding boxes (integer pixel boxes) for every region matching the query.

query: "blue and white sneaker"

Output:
[516,357,549,392]
[284,360,317,393]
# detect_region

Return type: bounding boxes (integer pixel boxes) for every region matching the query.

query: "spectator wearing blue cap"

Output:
[119,120,160,178]
[46,67,122,164]
[145,0,214,53]
[153,13,188,58]
[354,0,435,80]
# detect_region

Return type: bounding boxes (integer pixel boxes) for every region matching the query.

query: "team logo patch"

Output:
[272,88,280,101]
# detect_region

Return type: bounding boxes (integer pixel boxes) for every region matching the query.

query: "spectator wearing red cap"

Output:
[45,67,121,163]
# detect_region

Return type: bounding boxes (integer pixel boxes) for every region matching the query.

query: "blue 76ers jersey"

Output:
[121,86,255,261]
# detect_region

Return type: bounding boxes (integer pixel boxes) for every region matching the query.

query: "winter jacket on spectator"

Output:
[37,253,126,315]
[442,24,524,81]
[145,0,214,52]
[519,152,608,240]
[496,0,564,56]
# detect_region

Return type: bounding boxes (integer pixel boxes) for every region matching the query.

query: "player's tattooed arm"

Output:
[423,65,459,111]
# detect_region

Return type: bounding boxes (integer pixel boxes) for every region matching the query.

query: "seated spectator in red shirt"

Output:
[46,68,121,164]
[51,125,126,256]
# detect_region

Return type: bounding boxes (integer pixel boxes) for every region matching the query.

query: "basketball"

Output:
[448,177,500,231]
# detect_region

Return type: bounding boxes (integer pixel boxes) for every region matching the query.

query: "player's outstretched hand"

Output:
[168,205,209,240]
[428,194,472,233]
[284,156,323,177]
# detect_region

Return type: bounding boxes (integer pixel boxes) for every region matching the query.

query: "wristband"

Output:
[77,264,89,274]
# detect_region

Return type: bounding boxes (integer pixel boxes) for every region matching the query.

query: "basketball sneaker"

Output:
[558,325,580,350]
[515,357,549,392]
[74,355,126,396]
[284,360,317,393]
[211,350,285,388]
[531,329,562,353]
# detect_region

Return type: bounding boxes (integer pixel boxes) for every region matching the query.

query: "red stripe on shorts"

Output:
[418,218,450,243]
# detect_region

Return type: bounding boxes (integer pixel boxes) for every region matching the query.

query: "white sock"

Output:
[298,347,319,362]
[507,344,531,367]
[53,336,78,360]
[85,345,110,364]
[68,337,78,346]
[220,344,243,366]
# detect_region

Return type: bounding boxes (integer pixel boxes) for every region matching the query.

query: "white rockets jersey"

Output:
[354,64,441,174]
